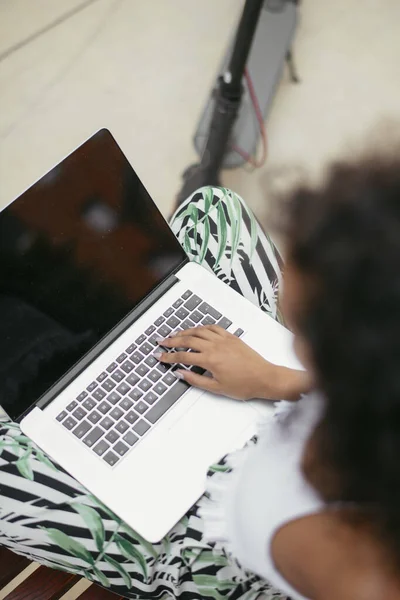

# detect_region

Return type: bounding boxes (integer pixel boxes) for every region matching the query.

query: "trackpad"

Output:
[167,392,258,471]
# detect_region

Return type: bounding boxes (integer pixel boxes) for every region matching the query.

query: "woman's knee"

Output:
[170,186,218,224]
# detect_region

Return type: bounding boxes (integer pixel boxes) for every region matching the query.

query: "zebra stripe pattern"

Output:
[0,187,286,600]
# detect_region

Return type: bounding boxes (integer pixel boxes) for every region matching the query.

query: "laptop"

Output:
[0,129,301,542]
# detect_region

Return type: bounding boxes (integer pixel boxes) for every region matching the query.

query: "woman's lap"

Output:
[0,187,285,600]
[170,187,283,321]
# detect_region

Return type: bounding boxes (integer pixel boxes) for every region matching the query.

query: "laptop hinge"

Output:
[28,262,188,420]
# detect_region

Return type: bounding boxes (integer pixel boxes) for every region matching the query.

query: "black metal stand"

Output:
[286,49,300,83]
[176,0,264,205]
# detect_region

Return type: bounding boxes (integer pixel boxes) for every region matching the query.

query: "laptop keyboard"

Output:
[56,290,243,467]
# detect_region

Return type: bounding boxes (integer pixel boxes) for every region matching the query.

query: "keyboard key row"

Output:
[76,291,210,403]
[59,290,234,468]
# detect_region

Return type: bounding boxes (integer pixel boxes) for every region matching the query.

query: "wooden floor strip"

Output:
[3,566,79,600]
[58,578,92,600]
[0,549,32,589]
[78,583,123,600]
[0,564,39,600]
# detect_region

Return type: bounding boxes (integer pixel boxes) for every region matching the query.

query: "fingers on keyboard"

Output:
[57,291,237,467]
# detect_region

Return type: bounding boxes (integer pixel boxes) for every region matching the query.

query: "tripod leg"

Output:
[286,48,300,83]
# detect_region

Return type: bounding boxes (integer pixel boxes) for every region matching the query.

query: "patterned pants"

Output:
[0,188,285,600]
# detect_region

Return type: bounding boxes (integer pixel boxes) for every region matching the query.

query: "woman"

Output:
[1,152,399,599]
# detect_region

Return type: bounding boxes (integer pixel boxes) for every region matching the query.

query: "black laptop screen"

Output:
[0,129,186,420]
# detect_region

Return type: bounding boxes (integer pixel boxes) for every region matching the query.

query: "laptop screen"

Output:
[0,129,187,420]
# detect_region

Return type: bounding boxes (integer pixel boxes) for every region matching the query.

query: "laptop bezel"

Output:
[2,129,190,421]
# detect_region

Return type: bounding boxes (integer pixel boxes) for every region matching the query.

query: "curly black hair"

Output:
[278,152,400,563]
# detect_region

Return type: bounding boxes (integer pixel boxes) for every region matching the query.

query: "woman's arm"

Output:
[155,325,311,402]
[258,365,311,401]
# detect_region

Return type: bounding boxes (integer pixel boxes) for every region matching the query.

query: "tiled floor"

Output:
[1,0,399,220]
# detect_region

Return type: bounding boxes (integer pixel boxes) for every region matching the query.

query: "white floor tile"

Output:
[1,0,399,219]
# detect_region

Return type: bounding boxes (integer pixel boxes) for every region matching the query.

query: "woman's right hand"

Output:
[155,325,310,401]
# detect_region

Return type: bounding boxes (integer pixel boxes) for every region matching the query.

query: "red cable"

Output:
[232,67,268,168]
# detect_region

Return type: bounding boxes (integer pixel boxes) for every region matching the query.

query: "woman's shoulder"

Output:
[271,508,400,600]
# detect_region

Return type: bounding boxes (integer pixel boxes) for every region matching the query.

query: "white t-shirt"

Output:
[200,393,325,600]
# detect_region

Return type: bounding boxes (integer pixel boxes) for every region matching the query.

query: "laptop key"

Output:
[111,369,124,382]
[148,334,160,346]
[145,325,156,335]
[156,362,170,373]
[154,316,165,326]
[133,420,150,436]
[87,381,98,392]
[83,398,96,411]
[189,311,202,323]
[143,392,158,405]
[66,401,78,412]
[135,401,148,415]
[176,307,189,320]
[146,380,189,424]
[77,391,88,402]
[123,431,139,446]
[202,316,216,326]
[162,373,176,386]
[157,325,172,338]
[114,442,129,457]
[102,379,116,392]
[139,342,153,356]
[153,382,167,396]
[93,440,110,456]
[135,334,146,345]
[126,373,140,386]
[88,411,101,424]
[107,392,121,405]
[138,379,151,392]
[166,316,180,329]
[56,411,67,422]
[121,360,134,374]
[183,295,201,311]
[115,421,129,434]
[182,319,195,330]
[98,401,111,415]
[135,364,149,377]
[93,388,106,401]
[144,356,157,368]
[117,353,127,364]
[83,427,103,447]
[148,369,161,383]
[198,302,222,320]
[116,382,130,395]
[72,420,91,439]
[110,407,124,420]
[131,351,144,365]
[72,407,87,421]
[103,451,119,466]
[129,389,143,402]
[181,290,193,300]
[105,430,119,444]
[217,317,232,330]
[163,307,174,318]
[106,362,118,373]
[125,411,139,424]
[100,417,114,430]
[189,365,205,375]
[233,328,244,337]
[62,417,77,430]
[97,372,107,383]
[120,398,133,411]
[126,344,137,354]
[173,298,183,308]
